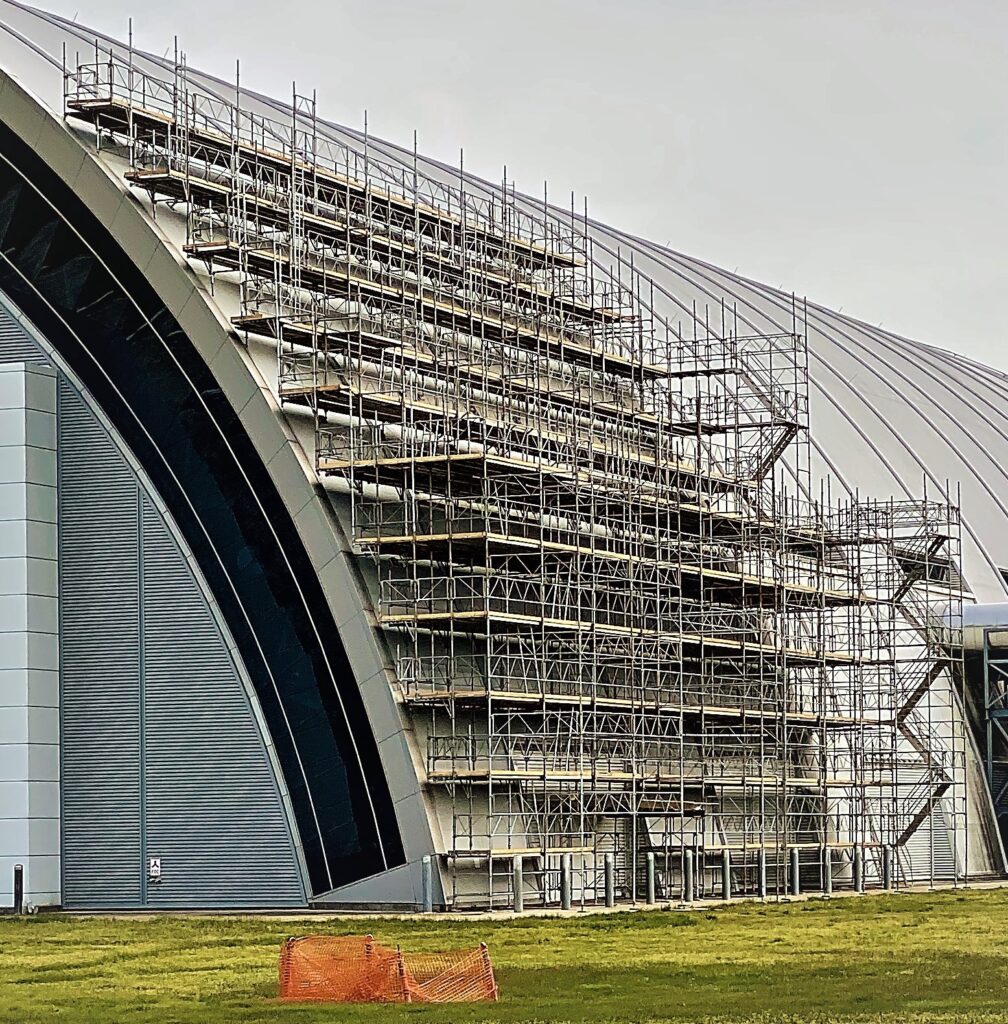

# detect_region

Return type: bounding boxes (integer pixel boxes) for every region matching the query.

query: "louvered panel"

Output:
[58,381,143,907]
[0,313,44,364]
[992,765,1008,818]
[901,802,957,882]
[140,498,304,906]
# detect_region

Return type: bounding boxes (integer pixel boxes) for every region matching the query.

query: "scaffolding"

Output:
[63,47,969,907]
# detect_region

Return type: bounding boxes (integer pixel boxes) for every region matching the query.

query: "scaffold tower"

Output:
[62,45,969,908]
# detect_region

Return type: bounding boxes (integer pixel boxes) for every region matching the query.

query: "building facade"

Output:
[0,1,1003,910]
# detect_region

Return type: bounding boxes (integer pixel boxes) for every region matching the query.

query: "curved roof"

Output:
[3,0,1006,602]
[591,240,1008,602]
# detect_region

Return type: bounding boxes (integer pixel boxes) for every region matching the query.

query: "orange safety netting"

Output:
[278,934,499,1003]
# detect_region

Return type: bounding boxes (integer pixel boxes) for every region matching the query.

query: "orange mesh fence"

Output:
[278,934,498,1003]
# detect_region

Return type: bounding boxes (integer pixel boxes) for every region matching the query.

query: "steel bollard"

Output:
[823,846,832,896]
[684,848,695,903]
[13,864,23,915]
[646,851,656,905]
[421,855,433,913]
[854,845,864,893]
[561,853,572,911]
[883,845,893,891]
[721,849,731,901]
[757,848,767,899]
[604,852,615,908]
[512,855,524,913]
[789,847,800,897]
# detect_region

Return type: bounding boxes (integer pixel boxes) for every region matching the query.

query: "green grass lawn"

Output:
[2,889,1007,1023]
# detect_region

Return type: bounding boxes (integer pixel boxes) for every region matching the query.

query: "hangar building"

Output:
[0,1,1004,910]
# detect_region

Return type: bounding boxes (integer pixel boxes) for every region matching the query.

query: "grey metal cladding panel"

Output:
[58,382,142,907]
[140,499,303,907]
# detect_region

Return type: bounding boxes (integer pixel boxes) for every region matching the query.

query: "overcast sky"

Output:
[42,0,1008,365]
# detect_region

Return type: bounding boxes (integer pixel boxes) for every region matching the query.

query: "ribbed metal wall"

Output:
[0,299,305,907]
[140,498,304,906]
[58,382,143,907]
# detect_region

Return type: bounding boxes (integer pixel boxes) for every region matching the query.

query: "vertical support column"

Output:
[604,851,614,908]
[560,853,572,911]
[0,364,58,910]
[854,845,864,893]
[512,855,523,913]
[757,848,767,899]
[789,847,800,897]
[883,845,893,891]
[645,851,655,905]
[721,849,731,901]
[822,846,832,896]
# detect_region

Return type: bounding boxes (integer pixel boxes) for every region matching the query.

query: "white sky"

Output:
[39,0,1008,365]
